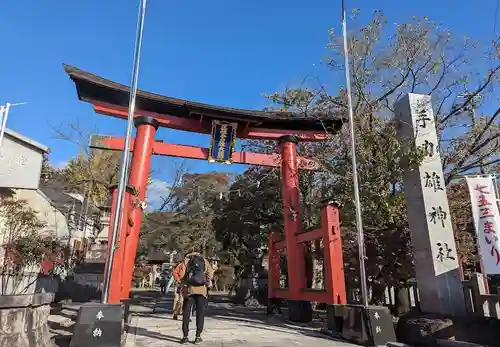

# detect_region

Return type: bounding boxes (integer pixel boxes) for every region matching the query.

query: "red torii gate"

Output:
[64,64,347,319]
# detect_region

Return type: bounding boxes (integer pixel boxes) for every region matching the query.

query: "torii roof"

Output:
[63,64,344,133]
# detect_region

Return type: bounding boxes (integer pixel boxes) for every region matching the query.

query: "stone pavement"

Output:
[125,293,359,347]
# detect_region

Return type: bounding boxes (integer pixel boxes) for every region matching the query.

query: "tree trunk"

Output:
[233,257,266,307]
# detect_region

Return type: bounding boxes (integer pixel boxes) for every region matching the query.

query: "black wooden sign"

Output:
[341,304,396,346]
[70,303,123,347]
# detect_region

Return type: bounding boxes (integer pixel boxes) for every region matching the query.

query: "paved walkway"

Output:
[125,293,358,347]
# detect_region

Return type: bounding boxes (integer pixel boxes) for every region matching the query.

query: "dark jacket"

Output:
[176,252,214,298]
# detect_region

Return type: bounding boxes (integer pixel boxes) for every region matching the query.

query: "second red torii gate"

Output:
[64,63,347,319]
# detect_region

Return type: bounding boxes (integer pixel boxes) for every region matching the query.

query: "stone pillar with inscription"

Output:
[395,93,466,316]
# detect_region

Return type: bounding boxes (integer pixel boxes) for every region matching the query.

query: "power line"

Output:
[494,0,500,35]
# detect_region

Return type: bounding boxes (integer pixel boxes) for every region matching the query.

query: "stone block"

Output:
[326,304,344,334]
[288,300,312,323]
[398,311,500,347]
[0,293,55,347]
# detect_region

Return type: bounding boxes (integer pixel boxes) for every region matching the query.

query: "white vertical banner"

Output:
[466,175,500,274]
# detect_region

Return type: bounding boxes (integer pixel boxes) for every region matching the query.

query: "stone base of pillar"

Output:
[266,298,283,316]
[288,300,312,323]
[121,299,132,325]
[324,304,344,335]
[70,303,124,347]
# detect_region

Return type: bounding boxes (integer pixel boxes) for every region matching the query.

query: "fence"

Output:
[365,273,500,318]
[347,282,420,311]
[383,282,420,311]
[463,273,500,318]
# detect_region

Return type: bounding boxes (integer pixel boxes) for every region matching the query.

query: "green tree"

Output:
[141,172,231,258]
[214,167,282,266]
[48,121,122,208]
[218,11,500,303]
[58,150,121,207]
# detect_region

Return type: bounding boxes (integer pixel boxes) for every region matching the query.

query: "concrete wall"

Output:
[0,128,48,190]
[13,189,71,241]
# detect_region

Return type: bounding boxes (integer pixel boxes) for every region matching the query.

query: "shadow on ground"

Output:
[134,291,341,344]
[48,289,341,346]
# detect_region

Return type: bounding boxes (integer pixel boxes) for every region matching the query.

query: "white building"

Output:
[0,129,114,292]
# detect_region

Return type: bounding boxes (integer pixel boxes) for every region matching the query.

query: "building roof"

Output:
[147,248,171,264]
[41,187,81,208]
[63,64,344,132]
[4,128,49,153]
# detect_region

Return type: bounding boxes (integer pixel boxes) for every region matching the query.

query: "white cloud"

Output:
[52,161,68,169]
[146,179,171,211]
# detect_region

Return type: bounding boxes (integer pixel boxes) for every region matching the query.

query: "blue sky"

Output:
[0,0,498,196]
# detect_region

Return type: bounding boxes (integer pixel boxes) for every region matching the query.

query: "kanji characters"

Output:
[429,206,447,227]
[416,109,431,131]
[420,140,435,157]
[436,242,455,262]
[475,184,492,208]
[474,184,489,195]
[424,172,444,192]
[480,206,494,219]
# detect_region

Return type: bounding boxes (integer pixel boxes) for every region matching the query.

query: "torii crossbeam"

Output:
[89,135,321,170]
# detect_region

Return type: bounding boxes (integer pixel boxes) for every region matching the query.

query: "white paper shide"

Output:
[466,176,500,274]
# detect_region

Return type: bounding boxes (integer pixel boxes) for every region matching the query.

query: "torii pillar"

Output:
[104,184,134,304]
[279,135,307,299]
[119,116,159,299]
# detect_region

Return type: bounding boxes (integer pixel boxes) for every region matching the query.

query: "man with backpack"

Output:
[176,248,214,344]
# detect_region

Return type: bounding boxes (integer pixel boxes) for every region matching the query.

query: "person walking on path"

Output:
[177,248,214,344]
[171,258,185,320]
[159,271,168,295]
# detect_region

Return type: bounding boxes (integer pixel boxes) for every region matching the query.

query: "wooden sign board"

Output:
[208,120,237,164]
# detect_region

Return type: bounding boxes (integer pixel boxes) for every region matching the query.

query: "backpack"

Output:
[185,255,206,286]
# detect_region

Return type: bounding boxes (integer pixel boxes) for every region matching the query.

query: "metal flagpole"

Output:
[0,106,5,149]
[0,102,28,153]
[102,0,148,304]
[341,0,369,306]
[0,103,10,151]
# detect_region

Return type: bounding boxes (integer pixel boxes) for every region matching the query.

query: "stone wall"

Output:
[0,273,59,296]
[0,292,54,347]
